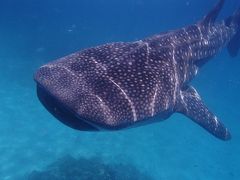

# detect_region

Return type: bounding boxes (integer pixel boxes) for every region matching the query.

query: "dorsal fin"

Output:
[226,7,240,57]
[202,0,225,26]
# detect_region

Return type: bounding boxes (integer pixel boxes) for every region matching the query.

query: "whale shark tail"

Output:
[226,7,240,57]
[203,0,240,57]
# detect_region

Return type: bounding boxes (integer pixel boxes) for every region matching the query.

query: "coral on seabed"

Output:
[27,155,152,180]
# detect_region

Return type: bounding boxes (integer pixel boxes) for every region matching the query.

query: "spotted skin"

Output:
[35,0,239,140]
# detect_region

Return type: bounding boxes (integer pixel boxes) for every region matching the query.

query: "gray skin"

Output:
[35,0,240,140]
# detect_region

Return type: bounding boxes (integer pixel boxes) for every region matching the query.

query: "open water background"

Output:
[0,0,240,179]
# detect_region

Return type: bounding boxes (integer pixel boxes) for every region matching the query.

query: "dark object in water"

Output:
[34,0,240,140]
[27,155,152,180]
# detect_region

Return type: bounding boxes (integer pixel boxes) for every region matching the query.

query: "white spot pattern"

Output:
[34,2,237,140]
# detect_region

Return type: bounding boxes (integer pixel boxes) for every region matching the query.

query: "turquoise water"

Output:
[0,0,240,179]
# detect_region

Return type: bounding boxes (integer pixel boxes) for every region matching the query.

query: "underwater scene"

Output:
[0,0,240,179]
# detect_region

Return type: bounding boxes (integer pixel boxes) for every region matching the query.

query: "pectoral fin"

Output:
[177,86,231,140]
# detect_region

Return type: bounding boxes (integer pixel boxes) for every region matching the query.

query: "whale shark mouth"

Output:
[36,84,99,131]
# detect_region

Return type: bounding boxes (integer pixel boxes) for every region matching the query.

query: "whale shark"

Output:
[35,0,240,140]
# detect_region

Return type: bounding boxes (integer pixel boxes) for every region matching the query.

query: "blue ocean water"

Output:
[1,0,240,179]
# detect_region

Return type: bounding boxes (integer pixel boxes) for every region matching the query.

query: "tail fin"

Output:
[201,0,225,26]
[226,7,240,57]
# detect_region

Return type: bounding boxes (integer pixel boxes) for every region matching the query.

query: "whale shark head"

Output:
[35,60,134,131]
[35,42,175,131]
[34,45,144,131]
